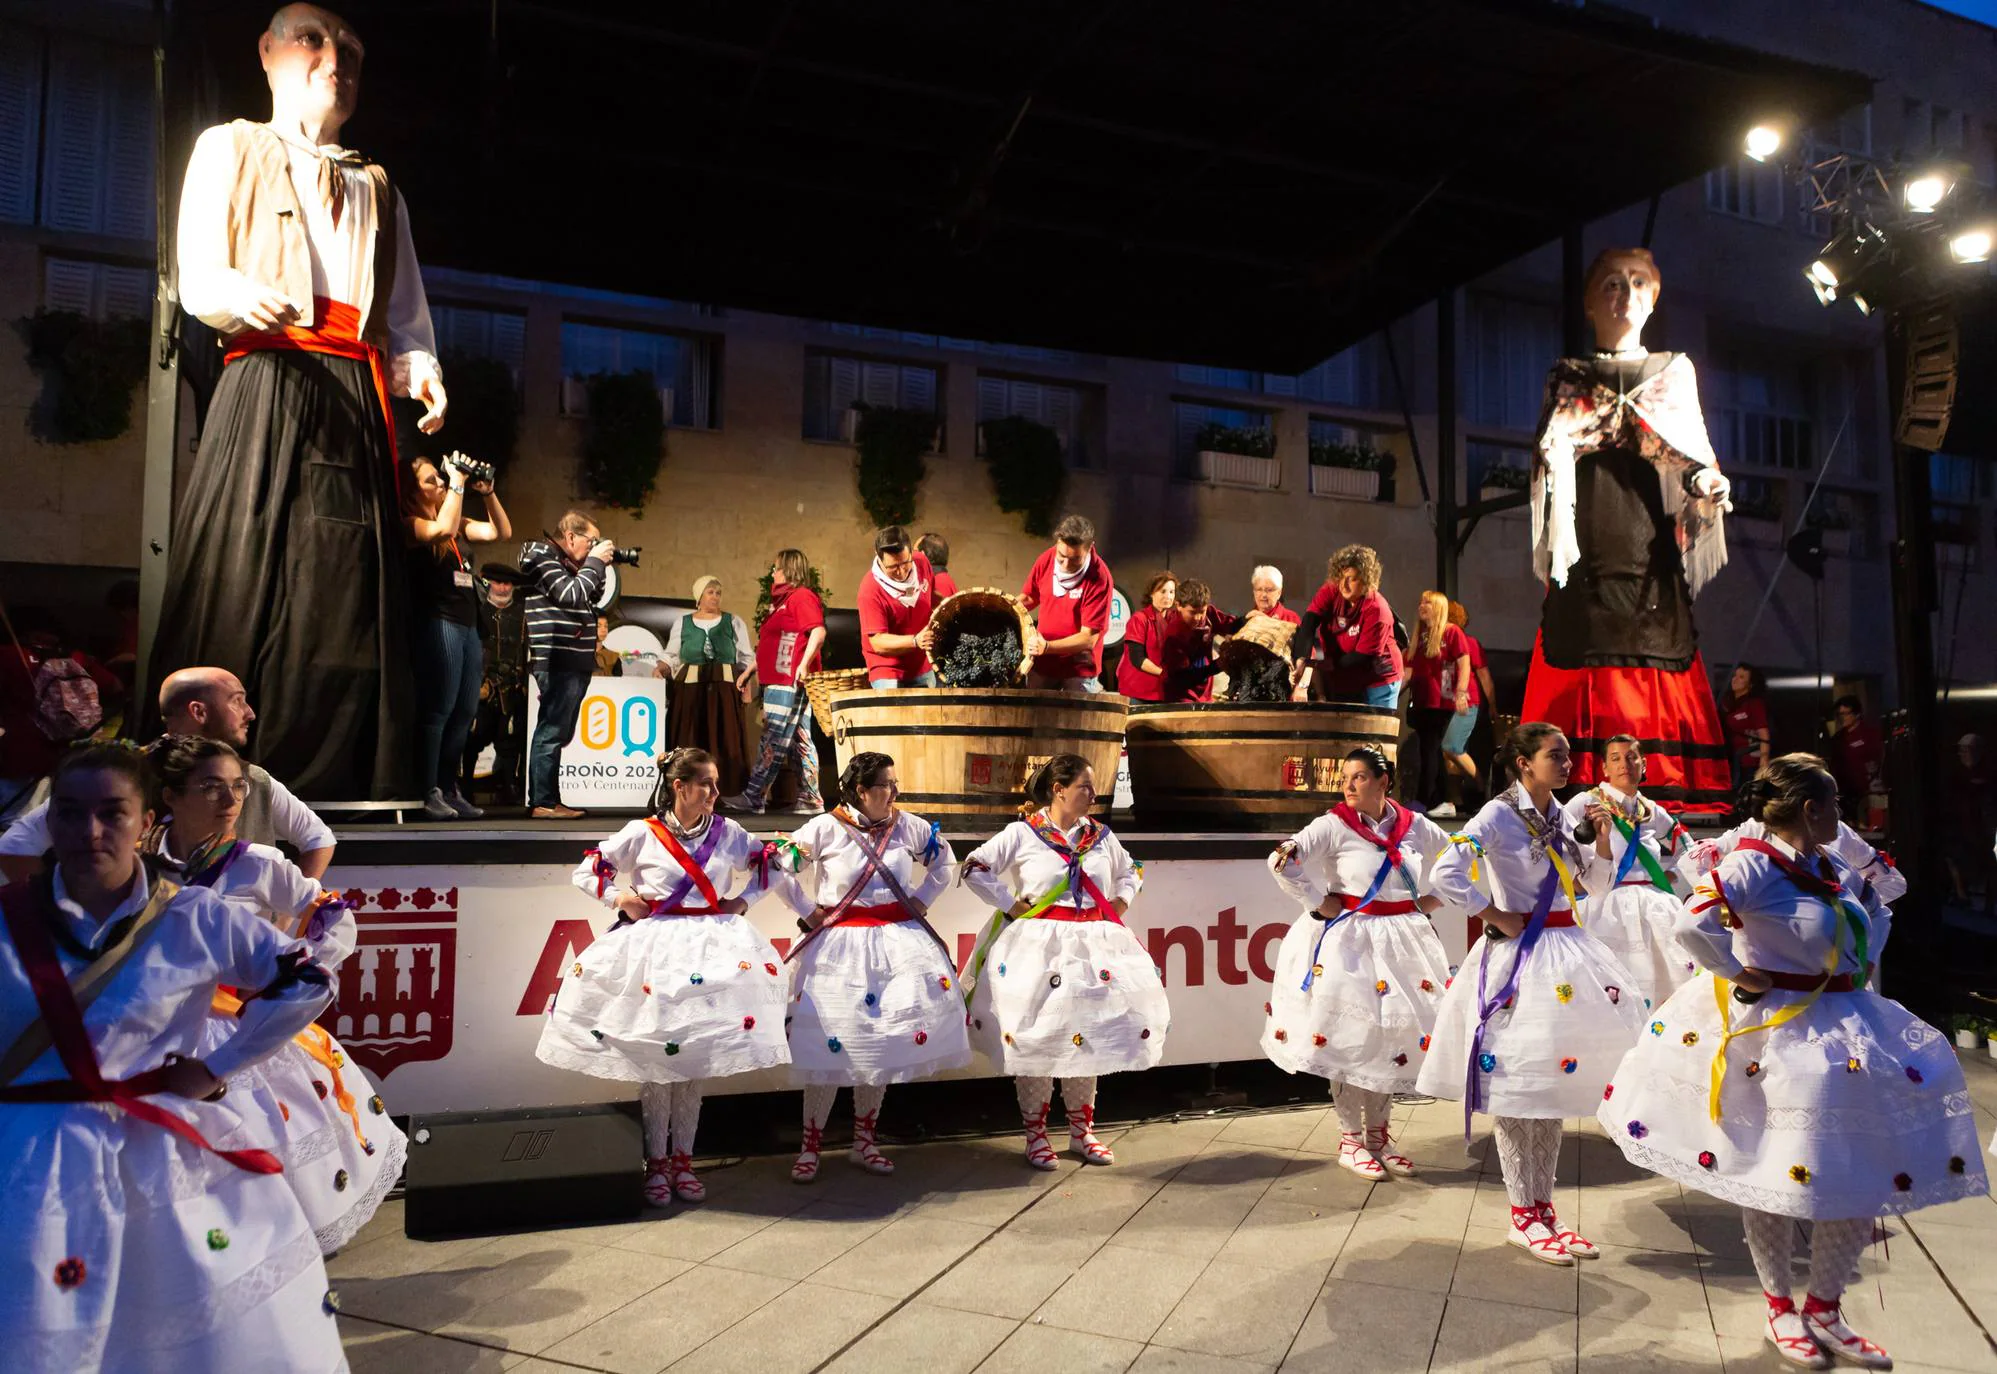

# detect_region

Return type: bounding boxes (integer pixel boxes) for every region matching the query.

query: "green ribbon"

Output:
[961,873,1071,1006]
[1609,812,1676,893]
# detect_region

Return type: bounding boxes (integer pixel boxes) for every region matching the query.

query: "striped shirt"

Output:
[519,541,606,674]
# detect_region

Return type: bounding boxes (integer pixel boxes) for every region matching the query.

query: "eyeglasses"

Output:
[193,780,251,802]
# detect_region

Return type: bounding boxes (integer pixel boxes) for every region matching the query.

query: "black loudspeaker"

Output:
[403,1103,643,1239]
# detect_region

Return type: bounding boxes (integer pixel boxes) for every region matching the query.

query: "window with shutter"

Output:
[803,351,938,440]
[0,22,45,224]
[558,320,718,428]
[38,36,154,240]
[41,256,150,319]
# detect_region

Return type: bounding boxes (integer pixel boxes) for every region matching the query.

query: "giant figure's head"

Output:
[1584,247,1661,351]
[260,4,364,136]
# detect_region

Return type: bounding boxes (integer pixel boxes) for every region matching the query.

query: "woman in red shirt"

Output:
[1402,591,1472,812]
[1291,545,1402,709]
[725,549,826,815]
[1115,572,1177,702]
[1719,663,1771,789]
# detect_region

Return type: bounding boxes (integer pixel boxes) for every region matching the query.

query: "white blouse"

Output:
[576,815,780,911]
[1430,790,1598,918]
[1269,804,1451,911]
[780,811,955,919]
[159,837,354,968]
[177,122,440,397]
[0,868,331,1084]
[1691,818,1907,905]
[1559,783,1698,889]
[663,613,754,673]
[961,816,1141,913]
[1677,833,1890,981]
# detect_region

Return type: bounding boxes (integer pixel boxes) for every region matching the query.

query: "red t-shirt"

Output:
[1262,602,1302,626]
[1164,609,1224,702]
[1463,633,1487,708]
[1115,605,1169,702]
[1406,624,1471,710]
[1304,585,1402,694]
[1723,695,1768,767]
[858,553,936,683]
[1021,548,1114,680]
[932,569,959,601]
[756,585,824,688]
[1831,720,1884,796]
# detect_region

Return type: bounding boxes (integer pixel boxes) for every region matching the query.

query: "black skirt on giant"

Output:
[149,348,415,799]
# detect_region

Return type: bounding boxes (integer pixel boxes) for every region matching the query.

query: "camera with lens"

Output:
[443,453,495,487]
[609,546,643,567]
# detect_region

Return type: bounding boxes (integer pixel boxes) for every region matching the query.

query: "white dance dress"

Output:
[1414,787,1645,1119]
[169,837,406,1255]
[536,813,792,1083]
[0,869,344,1373]
[779,808,973,1085]
[1599,835,1987,1219]
[961,814,1169,1077]
[1560,784,1699,1014]
[1690,817,1907,905]
[1261,803,1453,1093]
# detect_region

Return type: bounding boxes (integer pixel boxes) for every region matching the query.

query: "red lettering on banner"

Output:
[956,932,978,977]
[771,936,792,960]
[1147,925,1204,987]
[1209,907,1249,985]
[515,920,598,1016]
[1248,921,1285,983]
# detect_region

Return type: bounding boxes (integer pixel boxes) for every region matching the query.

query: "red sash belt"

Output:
[1040,906,1121,923]
[224,297,398,469]
[1340,895,1419,916]
[835,902,916,927]
[1540,909,1578,929]
[647,904,726,918]
[1618,877,1665,889]
[1760,970,1858,992]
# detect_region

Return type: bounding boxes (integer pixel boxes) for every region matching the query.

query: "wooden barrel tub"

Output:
[828,688,1129,817]
[1124,701,1402,830]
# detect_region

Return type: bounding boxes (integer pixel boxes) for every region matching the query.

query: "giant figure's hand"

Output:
[1692,468,1732,512]
[415,373,449,434]
[241,285,301,331]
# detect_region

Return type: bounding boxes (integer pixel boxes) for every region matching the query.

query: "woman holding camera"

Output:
[404,452,512,821]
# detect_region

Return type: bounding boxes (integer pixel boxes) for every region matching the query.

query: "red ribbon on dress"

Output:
[0,887,282,1174]
[644,817,724,912]
[225,296,399,482]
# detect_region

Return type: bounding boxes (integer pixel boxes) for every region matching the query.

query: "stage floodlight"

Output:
[1805,265,1838,306]
[1903,171,1953,213]
[1852,292,1873,316]
[1745,125,1783,162]
[1948,227,1992,263]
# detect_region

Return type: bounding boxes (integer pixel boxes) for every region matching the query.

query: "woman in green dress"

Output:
[661,575,757,795]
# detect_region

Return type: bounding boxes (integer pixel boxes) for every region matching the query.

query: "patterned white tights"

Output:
[1330,1082,1389,1135]
[639,1080,704,1160]
[1014,1075,1098,1116]
[1745,1209,1871,1301]
[1490,1116,1561,1208]
[802,1084,888,1136]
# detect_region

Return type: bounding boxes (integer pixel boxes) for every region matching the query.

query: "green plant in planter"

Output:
[579,371,665,515]
[980,415,1066,537]
[1197,421,1276,459]
[851,402,935,528]
[20,309,150,445]
[754,562,830,631]
[1307,438,1389,472]
[415,352,521,473]
[1804,503,1853,531]
[1479,462,1531,492]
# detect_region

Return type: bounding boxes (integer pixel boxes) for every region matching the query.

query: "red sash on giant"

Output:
[226,297,399,476]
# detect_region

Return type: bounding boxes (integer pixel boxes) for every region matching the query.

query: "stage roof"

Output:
[167,1,1872,372]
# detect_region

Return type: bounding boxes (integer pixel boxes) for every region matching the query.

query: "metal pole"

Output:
[135,0,180,727]
[1435,289,1458,598]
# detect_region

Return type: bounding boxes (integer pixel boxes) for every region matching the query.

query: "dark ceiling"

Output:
[168,0,1872,372]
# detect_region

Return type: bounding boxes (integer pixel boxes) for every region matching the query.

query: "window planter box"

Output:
[1198,449,1280,490]
[562,377,672,423]
[1308,463,1380,501]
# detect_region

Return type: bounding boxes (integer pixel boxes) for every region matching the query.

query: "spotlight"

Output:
[1903,171,1953,213]
[1949,227,1993,264]
[1808,224,1878,293]
[1852,292,1873,317]
[1744,125,1783,162]
[1805,265,1838,306]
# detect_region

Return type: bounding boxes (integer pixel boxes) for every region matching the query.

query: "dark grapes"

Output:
[1229,654,1291,703]
[937,627,1024,687]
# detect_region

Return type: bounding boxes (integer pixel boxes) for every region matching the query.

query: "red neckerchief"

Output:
[1736,837,1845,901]
[644,816,723,910]
[1026,813,1115,911]
[0,880,282,1174]
[1331,801,1413,861]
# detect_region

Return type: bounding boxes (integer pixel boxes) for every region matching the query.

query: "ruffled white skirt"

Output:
[1598,974,1989,1219]
[966,916,1170,1077]
[198,1010,406,1256]
[536,913,792,1083]
[0,1101,344,1373]
[1261,909,1451,1093]
[1582,883,1698,1015]
[1415,924,1645,1118]
[786,920,974,1086]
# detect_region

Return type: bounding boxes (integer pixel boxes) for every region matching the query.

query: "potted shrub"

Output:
[1477,460,1532,506]
[1308,437,1388,500]
[1196,421,1279,489]
[1806,504,1853,556]
[1953,1015,1983,1051]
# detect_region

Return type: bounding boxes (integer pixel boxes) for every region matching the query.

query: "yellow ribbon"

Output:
[211,990,370,1147]
[1448,834,1576,918]
[1703,874,1843,1123]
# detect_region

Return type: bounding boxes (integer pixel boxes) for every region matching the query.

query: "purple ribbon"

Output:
[653,819,727,913]
[303,895,353,943]
[1463,861,1562,1138]
[183,839,248,890]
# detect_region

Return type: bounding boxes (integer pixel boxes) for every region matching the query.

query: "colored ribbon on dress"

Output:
[1299,803,1422,992]
[645,816,727,913]
[212,988,370,1149]
[961,873,1076,1005]
[1609,812,1675,892]
[1026,813,1117,913]
[1704,841,1872,1122]
[787,809,950,964]
[1463,855,1571,1139]
[0,883,284,1174]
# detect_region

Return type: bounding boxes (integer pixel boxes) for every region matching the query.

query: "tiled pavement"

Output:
[334,1054,1997,1373]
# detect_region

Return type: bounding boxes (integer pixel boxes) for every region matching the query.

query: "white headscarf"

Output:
[871,556,924,608]
[1051,550,1094,600]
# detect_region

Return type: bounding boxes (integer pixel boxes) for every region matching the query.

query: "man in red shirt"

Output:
[1829,695,1886,828]
[1021,514,1114,693]
[1250,565,1302,626]
[919,533,958,601]
[1291,545,1403,709]
[858,526,938,688]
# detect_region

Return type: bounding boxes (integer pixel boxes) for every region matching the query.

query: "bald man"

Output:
[0,668,335,882]
[150,2,444,799]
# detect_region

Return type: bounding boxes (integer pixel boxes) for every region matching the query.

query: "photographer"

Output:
[520,511,615,818]
[404,452,512,820]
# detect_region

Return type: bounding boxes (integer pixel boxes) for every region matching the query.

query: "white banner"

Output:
[316,859,1479,1116]
[525,676,669,809]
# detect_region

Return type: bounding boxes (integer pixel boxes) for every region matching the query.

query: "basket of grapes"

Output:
[926,588,1036,687]
[1215,613,1298,702]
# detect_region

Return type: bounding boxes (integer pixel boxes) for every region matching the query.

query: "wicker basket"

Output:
[927,587,1036,685]
[1217,612,1298,668]
[802,668,870,734]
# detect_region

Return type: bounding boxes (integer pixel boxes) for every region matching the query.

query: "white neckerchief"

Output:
[871,557,924,609]
[1051,552,1093,600]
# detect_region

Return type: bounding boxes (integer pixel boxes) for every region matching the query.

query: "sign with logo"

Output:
[525,675,668,808]
[317,856,1479,1117]
[1103,587,1132,647]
